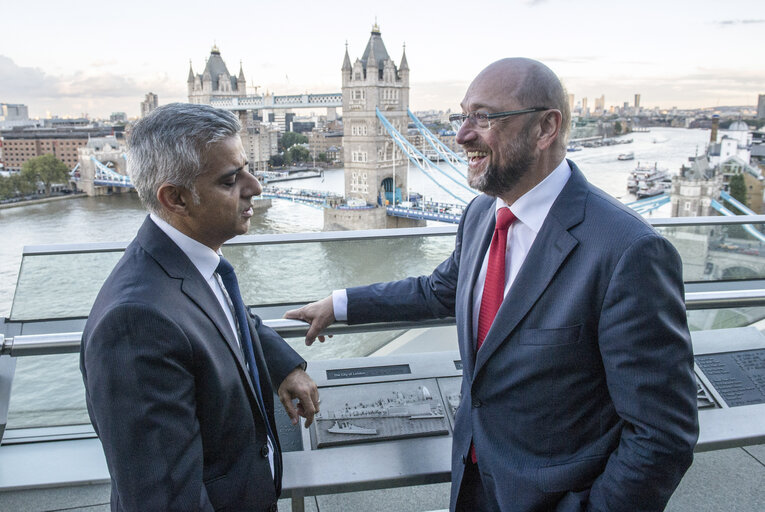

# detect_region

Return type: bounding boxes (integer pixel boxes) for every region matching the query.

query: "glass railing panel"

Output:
[655,222,765,282]
[9,231,456,321]
[687,306,765,332]
[11,251,124,321]
[222,235,456,306]
[5,353,89,430]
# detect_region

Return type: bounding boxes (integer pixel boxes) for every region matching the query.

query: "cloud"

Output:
[715,19,765,26]
[0,55,186,116]
[537,56,603,65]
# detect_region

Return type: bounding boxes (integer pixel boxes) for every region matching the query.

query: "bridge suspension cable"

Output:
[710,198,765,243]
[625,193,670,215]
[376,108,475,204]
[90,156,132,187]
[720,190,758,216]
[407,109,468,172]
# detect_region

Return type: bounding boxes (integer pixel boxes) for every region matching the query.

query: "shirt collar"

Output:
[149,214,221,280]
[495,158,572,233]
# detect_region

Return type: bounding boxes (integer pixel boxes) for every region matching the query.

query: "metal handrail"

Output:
[3,288,765,357]
[19,215,765,256]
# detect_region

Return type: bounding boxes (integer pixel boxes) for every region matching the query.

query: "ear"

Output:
[536,109,562,151]
[157,183,191,217]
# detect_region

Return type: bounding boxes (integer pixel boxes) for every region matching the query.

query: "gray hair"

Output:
[513,60,571,153]
[127,103,241,215]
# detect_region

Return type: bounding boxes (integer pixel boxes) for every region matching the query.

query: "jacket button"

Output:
[260,444,269,458]
[471,398,482,408]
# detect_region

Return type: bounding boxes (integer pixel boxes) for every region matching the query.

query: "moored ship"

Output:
[627,162,670,194]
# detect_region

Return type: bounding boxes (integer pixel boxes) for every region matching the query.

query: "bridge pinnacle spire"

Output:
[187,60,195,83]
[342,41,352,71]
[400,43,409,71]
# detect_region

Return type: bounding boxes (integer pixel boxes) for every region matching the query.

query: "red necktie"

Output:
[471,207,516,463]
[476,207,516,349]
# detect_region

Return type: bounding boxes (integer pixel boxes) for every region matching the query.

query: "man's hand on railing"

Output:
[284,296,336,345]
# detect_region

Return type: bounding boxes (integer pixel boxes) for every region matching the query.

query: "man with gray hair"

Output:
[287,59,698,511]
[81,103,318,512]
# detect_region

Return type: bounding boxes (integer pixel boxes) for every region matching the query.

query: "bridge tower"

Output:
[325,23,423,230]
[187,45,247,105]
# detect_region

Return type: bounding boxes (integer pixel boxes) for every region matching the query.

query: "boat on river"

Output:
[627,162,670,194]
[618,152,635,161]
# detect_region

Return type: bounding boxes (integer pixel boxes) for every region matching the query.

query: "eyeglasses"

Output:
[448,107,550,131]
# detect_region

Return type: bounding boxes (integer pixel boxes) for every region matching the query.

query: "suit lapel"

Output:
[458,198,496,380]
[136,217,257,396]
[473,163,588,378]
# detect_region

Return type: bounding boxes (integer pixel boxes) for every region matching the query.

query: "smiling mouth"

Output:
[467,151,489,167]
[242,206,253,218]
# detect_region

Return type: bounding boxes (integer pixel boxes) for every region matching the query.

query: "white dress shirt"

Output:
[149,214,275,476]
[332,158,572,337]
[469,159,571,339]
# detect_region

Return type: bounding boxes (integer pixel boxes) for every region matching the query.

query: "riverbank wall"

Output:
[0,194,86,211]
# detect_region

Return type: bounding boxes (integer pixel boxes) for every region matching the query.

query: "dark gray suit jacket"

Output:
[81,217,304,511]
[347,162,698,511]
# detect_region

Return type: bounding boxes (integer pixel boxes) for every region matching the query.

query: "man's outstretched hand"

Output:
[284,296,336,346]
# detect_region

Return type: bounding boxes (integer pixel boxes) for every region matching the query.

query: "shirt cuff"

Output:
[332,289,348,322]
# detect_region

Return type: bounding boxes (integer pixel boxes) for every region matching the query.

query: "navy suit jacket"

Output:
[81,217,304,512]
[347,162,698,511]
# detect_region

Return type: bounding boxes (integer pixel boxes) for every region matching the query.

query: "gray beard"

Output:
[468,134,536,197]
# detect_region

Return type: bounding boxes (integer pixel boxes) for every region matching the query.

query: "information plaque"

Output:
[311,378,449,448]
[695,349,765,407]
[326,364,411,380]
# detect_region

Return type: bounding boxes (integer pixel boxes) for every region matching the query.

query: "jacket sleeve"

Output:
[82,303,212,512]
[345,201,469,323]
[250,311,306,389]
[587,233,699,511]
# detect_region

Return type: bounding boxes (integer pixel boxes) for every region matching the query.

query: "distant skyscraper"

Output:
[581,97,588,115]
[757,94,765,120]
[0,103,29,121]
[140,93,158,118]
[594,94,605,113]
[568,93,575,113]
[634,93,641,110]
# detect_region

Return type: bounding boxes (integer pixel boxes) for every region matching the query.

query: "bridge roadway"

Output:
[210,93,342,111]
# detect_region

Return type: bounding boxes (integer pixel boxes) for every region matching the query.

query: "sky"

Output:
[1,0,763,119]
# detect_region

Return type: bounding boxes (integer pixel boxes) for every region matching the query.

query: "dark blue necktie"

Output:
[216,257,271,426]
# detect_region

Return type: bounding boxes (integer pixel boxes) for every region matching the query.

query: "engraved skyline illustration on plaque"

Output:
[436,376,462,429]
[311,378,449,448]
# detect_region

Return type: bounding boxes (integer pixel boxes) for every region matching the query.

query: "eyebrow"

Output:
[219,164,247,180]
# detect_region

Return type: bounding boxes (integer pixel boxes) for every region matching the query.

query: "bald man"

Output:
[287,58,698,511]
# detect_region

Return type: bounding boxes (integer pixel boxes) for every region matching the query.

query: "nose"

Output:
[455,121,476,145]
[244,170,263,197]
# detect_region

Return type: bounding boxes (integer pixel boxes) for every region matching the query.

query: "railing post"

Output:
[0,336,18,443]
[290,491,305,512]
